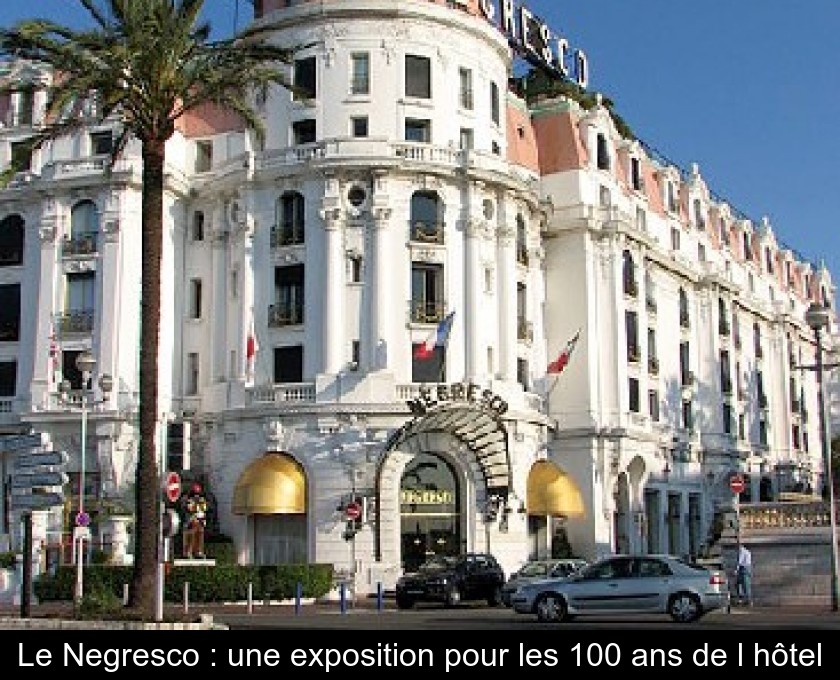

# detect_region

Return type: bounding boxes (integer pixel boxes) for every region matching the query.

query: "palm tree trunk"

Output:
[130,139,166,618]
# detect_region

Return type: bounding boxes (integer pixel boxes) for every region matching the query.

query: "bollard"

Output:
[183,581,189,615]
[340,582,347,614]
[247,581,253,615]
[377,581,384,612]
[123,583,129,607]
[295,581,303,615]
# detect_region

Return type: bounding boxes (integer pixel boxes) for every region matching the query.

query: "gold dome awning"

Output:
[526,460,585,518]
[232,452,306,515]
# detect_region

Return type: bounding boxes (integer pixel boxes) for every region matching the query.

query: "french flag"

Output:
[414,311,455,360]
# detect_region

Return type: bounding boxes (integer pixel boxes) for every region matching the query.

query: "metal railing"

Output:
[56,310,94,335]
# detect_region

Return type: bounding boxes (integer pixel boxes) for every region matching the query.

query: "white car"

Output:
[510,554,730,623]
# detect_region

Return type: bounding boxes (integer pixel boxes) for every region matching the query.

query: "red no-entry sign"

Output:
[164,471,182,503]
[345,501,362,521]
[729,474,745,495]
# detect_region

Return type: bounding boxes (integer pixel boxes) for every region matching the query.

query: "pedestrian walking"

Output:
[736,544,753,605]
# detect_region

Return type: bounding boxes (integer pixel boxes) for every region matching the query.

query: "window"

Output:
[743,231,753,261]
[349,254,363,283]
[10,138,33,172]
[410,191,443,243]
[405,55,431,99]
[0,360,16,396]
[693,199,705,230]
[0,214,24,266]
[405,118,431,143]
[596,133,610,171]
[720,349,732,394]
[765,247,774,274]
[292,119,316,145]
[0,283,20,341]
[682,399,693,430]
[195,140,212,172]
[630,157,643,191]
[459,128,473,151]
[719,218,730,247]
[186,353,199,395]
[491,140,501,155]
[16,88,35,126]
[723,403,733,435]
[411,262,444,323]
[275,191,305,245]
[718,298,729,335]
[698,244,706,262]
[666,182,678,213]
[61,350,87,390]
[66,272,95,313]
[351,340,361,368]
[648,389,660,421]
[647,328,658,372]
[628,377,640,413]
[294,56,317,100]
[192,211,205,241]
[599,185,611,207]
[516,214,528,265]
[679,288,689,328]
[189,279,202,319]
[273,345,303,383]
[625,311,639,362]
[271,265,305,326]
[490,81,500,125]
[679,341,690,385]
[635,207,647,232]
[458,67,473,110]
[754,322,763,358]
[90,130,113,156]
[622,250,637,296]
[351,116,369,138]
[350,53,370,95]
[670,227,680,252]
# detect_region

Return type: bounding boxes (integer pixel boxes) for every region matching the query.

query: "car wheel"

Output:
[396,594,415,610]
[535,593,567,623]
[445,584,461,607]
[668,592,701,623]
[487,585,503,607]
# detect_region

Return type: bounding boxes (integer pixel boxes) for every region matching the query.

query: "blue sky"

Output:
[3,1,839,283]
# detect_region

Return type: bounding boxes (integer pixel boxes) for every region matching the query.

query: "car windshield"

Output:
[418,556,458,572]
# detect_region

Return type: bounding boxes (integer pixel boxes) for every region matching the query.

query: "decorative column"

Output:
[464,217,482,380]
[238,189,256,383]
[497,223,516,382]
[320,206,344,375]
[369,205,392,371]
[33,198,61,408]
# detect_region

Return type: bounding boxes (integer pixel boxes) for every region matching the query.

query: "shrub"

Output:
[0,552,18,569]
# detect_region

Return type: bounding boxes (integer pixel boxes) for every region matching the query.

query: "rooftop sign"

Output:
[453,0,590,88]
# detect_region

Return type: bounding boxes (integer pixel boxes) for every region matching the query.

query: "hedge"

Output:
[34,563,335,603]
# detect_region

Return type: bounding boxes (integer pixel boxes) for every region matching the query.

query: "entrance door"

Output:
[400,452,460,572]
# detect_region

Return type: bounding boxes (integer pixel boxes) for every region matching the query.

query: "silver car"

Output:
[501,558,588,606]
[510,554,729,623]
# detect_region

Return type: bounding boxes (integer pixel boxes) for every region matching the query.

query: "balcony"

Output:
[755,345,764,360]
[248,382,316,405]
[410,221,445,245]
[679,311,690,328]
[517,318,533,342]
[645,296,657,313]
[268,302,304,327]
[62,233,98,257]
[627,346,641,363]
[719,321,730,337]
[648,357,659,375]
[623,279,638,298]
[410,300,445,324]
[56,309,94,335]
[681,371,695,387]
[758,393,768,410]
[270,224,304,247]
[516,244,529,266]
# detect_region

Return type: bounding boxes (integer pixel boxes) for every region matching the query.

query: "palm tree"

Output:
[1,0,291,619]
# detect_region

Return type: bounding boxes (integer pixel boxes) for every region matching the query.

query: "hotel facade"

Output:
[0,0,835,592]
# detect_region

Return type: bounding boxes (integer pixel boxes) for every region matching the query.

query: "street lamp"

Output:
[805,302,840,612]
[60,351,113,606]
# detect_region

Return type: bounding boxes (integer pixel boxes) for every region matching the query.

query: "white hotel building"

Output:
[0,0,835,591]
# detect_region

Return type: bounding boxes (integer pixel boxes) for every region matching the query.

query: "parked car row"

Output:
[395,553,730,624]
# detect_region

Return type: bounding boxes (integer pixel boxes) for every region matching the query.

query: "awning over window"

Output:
[526,460,585,517]
[232,452,306,515]
[385,405,511,499]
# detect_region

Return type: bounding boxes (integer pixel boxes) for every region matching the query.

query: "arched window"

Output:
[274,191,305,245]
[410,190,443,243]
[622,250,637,296]
[679,288,689,328]
[0,214,24,266]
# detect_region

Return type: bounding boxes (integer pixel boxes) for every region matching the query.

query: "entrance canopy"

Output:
[386,405,511,499]
[232,452,306,515]
[526,460,585,517]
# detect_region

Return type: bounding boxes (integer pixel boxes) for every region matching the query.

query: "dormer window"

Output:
[596,133,610,171]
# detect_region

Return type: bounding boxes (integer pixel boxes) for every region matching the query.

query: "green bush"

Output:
[77,585,124,620]
[35,563,335,604]
[203,534,235,564]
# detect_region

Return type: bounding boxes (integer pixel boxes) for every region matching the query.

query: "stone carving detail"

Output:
[264,420,284,451]
[39,221,57,243]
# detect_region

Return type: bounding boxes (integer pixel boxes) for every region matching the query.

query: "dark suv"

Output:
[395,553,505,609]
